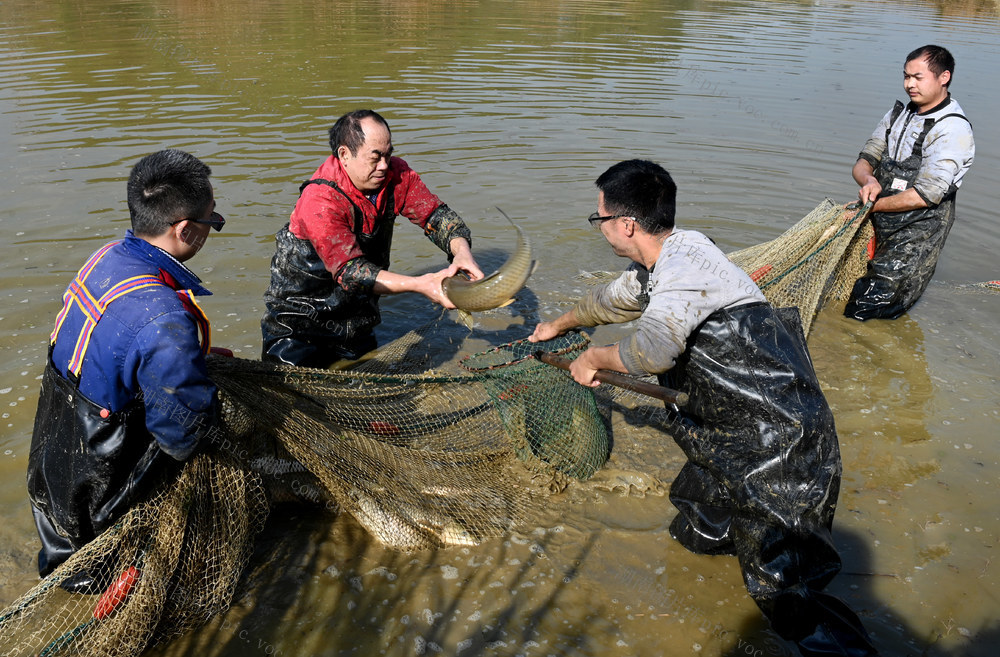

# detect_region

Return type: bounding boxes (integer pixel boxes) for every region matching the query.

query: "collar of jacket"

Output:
[316,154,403,214]
[122,230,212,297]
[907,92,953,117]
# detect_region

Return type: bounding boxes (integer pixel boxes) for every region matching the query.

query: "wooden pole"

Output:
[534,351,689,407]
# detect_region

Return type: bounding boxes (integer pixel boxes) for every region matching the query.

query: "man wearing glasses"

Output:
[27,149,225,591]
[261,109,483,368]
[530,160,877,657]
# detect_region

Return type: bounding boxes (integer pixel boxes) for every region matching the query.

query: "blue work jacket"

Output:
[48,230,216,460]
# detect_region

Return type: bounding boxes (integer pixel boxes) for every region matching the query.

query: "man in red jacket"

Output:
[261,109,483,368]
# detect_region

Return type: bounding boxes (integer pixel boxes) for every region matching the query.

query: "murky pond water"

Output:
[1,1,998,655]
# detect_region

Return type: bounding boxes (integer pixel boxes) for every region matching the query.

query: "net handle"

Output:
[534,351,689,406]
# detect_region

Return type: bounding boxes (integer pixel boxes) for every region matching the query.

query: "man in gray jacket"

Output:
[531,160,876,657]
[846,44,974,320]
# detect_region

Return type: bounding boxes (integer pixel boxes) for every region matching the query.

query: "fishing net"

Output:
[0,329,611,656]
[728,199,873,336]
[0,450,267,657]
[0,198,873,656]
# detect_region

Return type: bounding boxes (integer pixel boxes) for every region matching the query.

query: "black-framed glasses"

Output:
[587,212,627,228]
[171,211,226,232]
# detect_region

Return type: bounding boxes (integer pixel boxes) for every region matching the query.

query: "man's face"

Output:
[338,117,393,193]
[596,192,632,259]
[903,56,950,112]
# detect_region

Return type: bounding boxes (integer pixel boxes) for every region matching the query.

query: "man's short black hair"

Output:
[906,44,955,87]
[595,159,677,234]
[126,149,213,237]
[328,109,391,156]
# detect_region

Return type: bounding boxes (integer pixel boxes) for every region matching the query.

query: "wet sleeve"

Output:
[573,269,644,327]
[134,311,218,461]
[913,118,975,206]
[337,258,383,295]
[423,205,473,254]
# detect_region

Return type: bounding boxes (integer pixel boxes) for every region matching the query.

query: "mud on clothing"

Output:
[574,230,876,656]
[27,231,217,576]
[846,94,974,320]
[261,155,471,368]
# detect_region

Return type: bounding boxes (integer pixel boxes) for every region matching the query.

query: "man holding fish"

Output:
[529,160,877,657]
[261,109,484,368]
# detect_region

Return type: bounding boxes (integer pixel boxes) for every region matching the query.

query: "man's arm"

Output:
[528,307,582,343]
[372,266,461,309]
[853,158,883,204]
[854,157,931,212]
[872,187,928,213]
[854,104,893,204]
[527,308,624,387]
[421,204,483,280]
[368,214,483,309]
[135,312,217,461]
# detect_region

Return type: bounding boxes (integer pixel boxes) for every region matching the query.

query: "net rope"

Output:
[0,199,874,656]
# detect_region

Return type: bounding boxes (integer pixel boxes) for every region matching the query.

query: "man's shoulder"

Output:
[292,167,357,228]
[389,156,423,184]
[877,100,906,125]
[102,276,187,322]
[72,275,190,363]
[919,97,974,147]
[661,228,719,256]
[90,238,158,283]
[934,97,972,127]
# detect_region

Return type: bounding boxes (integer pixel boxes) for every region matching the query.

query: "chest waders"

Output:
[634,268,876,656]
[261,178,397,368]
[27,245,209,576]
[845,101,970,320]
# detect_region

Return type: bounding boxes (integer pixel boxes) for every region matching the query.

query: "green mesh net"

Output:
[0,198,874,657]
[459,334,609,480]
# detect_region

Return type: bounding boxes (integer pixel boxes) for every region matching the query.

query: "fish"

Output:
[350,488,482,549]
[443,208,536,328]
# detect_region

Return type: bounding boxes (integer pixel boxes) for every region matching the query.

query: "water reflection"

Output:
[2,0,1000,656]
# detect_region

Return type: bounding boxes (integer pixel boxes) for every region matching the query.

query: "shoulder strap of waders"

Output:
[299,178,365,238]
[909,113,968,160]
[884,100,906,145]
[910,112,971,160]
[51,243,210,383]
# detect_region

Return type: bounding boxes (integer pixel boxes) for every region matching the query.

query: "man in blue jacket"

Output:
[27,149,225,591]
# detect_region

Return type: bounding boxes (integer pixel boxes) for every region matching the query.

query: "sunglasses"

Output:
[171,211,226,232]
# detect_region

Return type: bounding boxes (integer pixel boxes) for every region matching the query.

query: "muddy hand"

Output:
[528,321,563,343]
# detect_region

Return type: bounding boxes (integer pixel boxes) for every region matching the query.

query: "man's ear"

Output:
[167,219,198,246]
[939,69,952,87]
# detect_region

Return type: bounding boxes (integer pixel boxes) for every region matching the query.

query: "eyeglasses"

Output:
[587,212,628,228]
[171,211,226,232]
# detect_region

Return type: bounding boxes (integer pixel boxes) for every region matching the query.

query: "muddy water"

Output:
[1,0,999,655]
